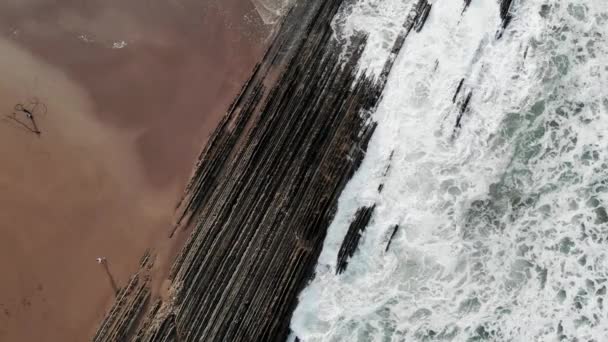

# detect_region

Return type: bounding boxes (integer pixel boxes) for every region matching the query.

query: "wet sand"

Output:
[0,1,269,341]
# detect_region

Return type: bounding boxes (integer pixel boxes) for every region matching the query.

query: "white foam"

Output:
[112,40,127,49]
[78,34,94,43]
[251,0,295,24]
[292,0,608,340]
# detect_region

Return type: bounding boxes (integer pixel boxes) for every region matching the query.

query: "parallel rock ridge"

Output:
[93,251,154,341]
[93,0,394,341]
[336,205,376,274]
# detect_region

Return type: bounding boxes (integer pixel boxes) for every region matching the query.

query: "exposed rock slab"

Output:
[385,225,400,252]
[91,0,440,338]
[336,205,376,274]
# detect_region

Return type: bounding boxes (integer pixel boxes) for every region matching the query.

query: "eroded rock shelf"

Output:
[93,0,416,340]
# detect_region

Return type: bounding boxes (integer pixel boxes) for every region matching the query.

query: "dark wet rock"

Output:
[450,78,473,137]
[496,0,514,39]
[463,0,472,14]
[455,92,473,130]
[452,78,465,103]
[336,205,376,274]
[414,0,433,33]
[378,150,395,193]
[499,0,514,22]
[385,225,400,252]
[93,0,416,340]
[379,0,437,83]
[93,253,153,342]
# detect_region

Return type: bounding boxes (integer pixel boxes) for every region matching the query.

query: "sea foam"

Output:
[291,0,608,341]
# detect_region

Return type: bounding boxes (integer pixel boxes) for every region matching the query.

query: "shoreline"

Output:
[92,0,410,339]
[0,1,269,341]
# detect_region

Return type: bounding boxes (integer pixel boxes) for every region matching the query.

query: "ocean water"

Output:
[291,0,608,341]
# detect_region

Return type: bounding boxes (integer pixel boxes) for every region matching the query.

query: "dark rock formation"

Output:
[336,205,376,274]
[463,0,472,14]
[93,252,153,342]
[450,76,473,137]
[452,78,465,104]
[385,225,400,252]
[379,0,438,82]
[500,0,514,23]
[145,2,379,336]
[93,0,429,340]
[497,0,514,39]
[414,0,433,33]
[377,150,395,193]
[332,0,434,276]
[455,91,473,131]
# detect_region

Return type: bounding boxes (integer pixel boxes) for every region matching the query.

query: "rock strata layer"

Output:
[91,0,440,338]
[92,0,396,340]
[336,205,377,274]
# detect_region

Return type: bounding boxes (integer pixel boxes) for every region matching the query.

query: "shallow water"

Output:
[292,0,608,341]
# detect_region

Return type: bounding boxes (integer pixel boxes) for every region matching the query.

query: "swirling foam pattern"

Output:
[291,0,608,341]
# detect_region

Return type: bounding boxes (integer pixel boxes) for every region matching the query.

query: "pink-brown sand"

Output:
[0,1,269,341]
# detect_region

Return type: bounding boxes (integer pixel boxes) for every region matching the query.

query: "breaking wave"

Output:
[291,0,608,341]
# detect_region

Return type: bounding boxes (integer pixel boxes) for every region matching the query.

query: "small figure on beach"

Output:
[96,256,118,295]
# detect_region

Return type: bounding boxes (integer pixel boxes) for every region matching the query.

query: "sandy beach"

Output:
[0,1,268,340]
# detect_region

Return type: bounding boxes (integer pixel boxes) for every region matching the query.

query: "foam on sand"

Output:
[251,0,294,24]
[292,0,608,340]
